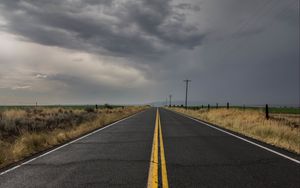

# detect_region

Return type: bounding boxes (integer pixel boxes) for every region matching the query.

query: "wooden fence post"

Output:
[265,104,269,119]
[227,102,229,109]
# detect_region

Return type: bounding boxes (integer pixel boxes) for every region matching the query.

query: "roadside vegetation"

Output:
[168,107,300,154]
[186,106,300,114]
[0,106,147,168]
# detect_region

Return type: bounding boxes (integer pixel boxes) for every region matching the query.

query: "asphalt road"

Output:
[159,108,300,188]
[0,107,299,187]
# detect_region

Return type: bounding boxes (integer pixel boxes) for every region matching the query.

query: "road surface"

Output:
[0,107,299,187]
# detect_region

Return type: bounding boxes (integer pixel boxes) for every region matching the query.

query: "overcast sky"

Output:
[0,0,299,106]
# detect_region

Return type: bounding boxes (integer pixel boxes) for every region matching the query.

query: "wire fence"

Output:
[167,102,300,119]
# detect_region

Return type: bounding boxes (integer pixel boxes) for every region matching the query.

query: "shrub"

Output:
[84,107,95,113]
[104,103,113,109]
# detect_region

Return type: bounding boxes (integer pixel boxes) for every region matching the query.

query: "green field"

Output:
[268,107,300,114]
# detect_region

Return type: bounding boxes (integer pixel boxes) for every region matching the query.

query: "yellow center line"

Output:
[147,109,159,188]
[147,108,169,188]
[158,110,169,188]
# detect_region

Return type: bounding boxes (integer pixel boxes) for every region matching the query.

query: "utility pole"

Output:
[183,79,191,109]
[169,94,172,107]
[166,96,168,106]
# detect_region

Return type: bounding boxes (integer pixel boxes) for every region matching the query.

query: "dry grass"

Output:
[169,107,300,154]
[0,106,147,168]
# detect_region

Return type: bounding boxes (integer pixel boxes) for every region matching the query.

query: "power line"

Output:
[213,0,293,64]
[211,0,274,60]
[220,0,297,63]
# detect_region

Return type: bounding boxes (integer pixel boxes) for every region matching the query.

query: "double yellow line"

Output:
[147,109,169,188]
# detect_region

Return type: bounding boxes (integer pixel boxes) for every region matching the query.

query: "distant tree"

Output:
[104,103,113,109]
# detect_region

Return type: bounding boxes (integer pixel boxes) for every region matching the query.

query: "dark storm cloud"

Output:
[174,3,201,11]
[0,0,205,58]
[0,0,298,106]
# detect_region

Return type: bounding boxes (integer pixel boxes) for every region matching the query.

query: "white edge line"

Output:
[0,110,146,176]
[169,109,300,164]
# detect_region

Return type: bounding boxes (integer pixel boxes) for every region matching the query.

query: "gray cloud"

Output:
[174,3,201,11]
[0,0,205,58]
[0,0,298,106]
